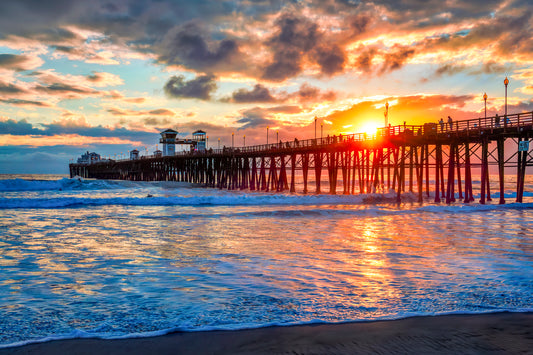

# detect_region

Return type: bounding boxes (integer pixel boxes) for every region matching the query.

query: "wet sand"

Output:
[1,312,532,354]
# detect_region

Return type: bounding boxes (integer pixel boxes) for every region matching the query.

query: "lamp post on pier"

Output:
[218,138,220,149]
[504,77,509,119]
[321,122,323,140]
[267,126,269,145]
[314,117,317,139]
[232,132,234,148]
[243,135,246,147]
[276,130,278,143]
[483,92,487,119]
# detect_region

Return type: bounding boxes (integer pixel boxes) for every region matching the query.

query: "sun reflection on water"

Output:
[0,202,532,344]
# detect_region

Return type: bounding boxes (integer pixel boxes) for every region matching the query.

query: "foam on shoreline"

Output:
[1,309,532,350]
[1,312,532,354]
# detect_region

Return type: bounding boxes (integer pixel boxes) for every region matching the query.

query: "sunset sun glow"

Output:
[360,121,381,136]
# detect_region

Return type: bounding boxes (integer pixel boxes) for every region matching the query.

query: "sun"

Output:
[359,121,381,136]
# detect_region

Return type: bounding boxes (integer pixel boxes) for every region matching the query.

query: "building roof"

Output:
[192,130,206,135]
[161,129,178,134]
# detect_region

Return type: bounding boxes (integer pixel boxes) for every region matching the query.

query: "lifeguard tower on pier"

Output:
[160,129,178,156]
[192,130,207,151]
[130,149,139,160]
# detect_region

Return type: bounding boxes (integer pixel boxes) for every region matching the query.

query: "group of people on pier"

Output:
[438,116,454,131]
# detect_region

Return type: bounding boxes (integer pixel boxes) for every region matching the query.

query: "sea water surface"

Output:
[0,174,532,347]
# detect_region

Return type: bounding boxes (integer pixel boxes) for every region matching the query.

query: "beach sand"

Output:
[1,312,532,354]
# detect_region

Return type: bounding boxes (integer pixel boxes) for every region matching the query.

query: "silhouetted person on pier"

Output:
[439,118,444,132]
[447,116,453,130]
[495,114,500,127]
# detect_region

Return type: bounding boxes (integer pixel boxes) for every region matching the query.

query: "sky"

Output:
[0,0,532,174]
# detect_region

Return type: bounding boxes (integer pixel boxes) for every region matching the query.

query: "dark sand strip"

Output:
[2,312,532,354]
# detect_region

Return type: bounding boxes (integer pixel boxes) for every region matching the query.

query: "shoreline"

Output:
[1,312,532,354]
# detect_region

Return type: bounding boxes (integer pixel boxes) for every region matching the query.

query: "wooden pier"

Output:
[70,111,533,203]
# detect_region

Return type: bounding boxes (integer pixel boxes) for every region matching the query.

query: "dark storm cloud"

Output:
[262,49,303,82]
[292,83,337,103]
[262,14,318,81]
[0,0,79,33]
[224,82,337,104]
[164,74,217,100]
[435,63,466,77]
[236,107,277,129]
[51,45,77,54]
[355,47,378,73]
[352,45,414,75]
[0,81,27,95]
[143,117,172,126]
[35,83,97,95]
[379,45,416,74]
[157,22,241,72]
[312,45,346,76]
[34,27,79,42]
[0,54,34,71]
[420,11,532,57]
[235,116,275,129]
[228,84,277,103]
[0,118,41,135]
[492,11,533,56]
[0,99,51,107]
[434,61,511,78]
[368,0,503,25]
[262,13,347,81]
[86,72,104,82]
[271,15,320,52]
[348,13,372,36]
[0,0,530,84]
[234,105,302,130]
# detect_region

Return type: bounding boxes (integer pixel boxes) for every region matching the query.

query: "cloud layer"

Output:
[0,0,532,172]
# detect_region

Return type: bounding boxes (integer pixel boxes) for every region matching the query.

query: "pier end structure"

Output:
[160,129,178,157]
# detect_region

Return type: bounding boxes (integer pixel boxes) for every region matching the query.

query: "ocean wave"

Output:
[0,178,195,192]
[2,191,532,211]
[0,194,367,209]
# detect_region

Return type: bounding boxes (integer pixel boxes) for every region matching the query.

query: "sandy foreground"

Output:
[1,312,532,355]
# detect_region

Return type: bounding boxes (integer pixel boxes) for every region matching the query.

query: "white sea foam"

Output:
[2,308,532,350]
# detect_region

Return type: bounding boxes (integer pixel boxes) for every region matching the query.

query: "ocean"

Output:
[0,174,532,348]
